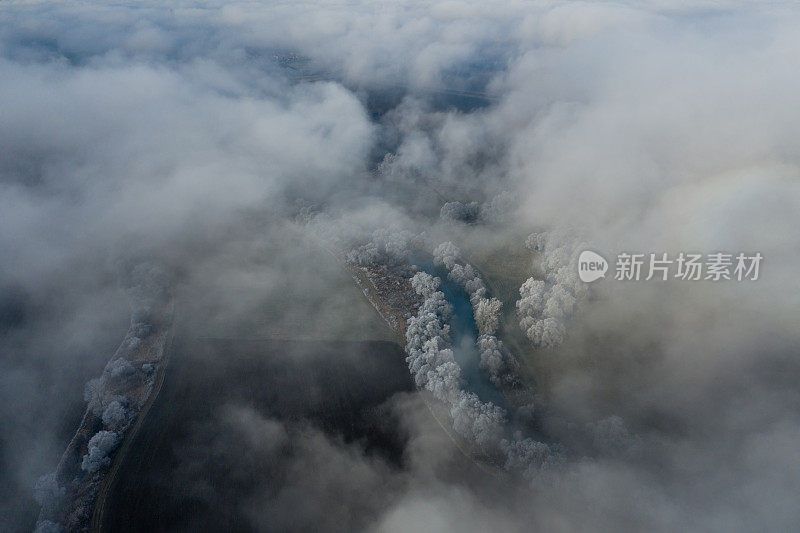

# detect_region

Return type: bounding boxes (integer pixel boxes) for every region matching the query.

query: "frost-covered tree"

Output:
[516,231,591,349]
[479,191,515,223]
[346,242,380,266]
[81,430,120,473]
[425,361,462,404]
[410,271,440,298]
[347,226,421,266]
[105,357,135,381]
[521,316,565,349]
[440,193,515,224]
[101,400,129,431]
[450,391,505,452]
[440,201,480,224]
[84,374,130,418]
[433,241,460,269]
[406,273,455,389]
[477,334,504,378]
[83,377,105,415]
[525,232,547,253]
[474,297,502,335]
[477,334,519,387]
[517,279,547,318]
[84,357,138,417]
[501,436,562,479]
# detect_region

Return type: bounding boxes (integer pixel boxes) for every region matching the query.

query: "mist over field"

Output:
[2,1,799,532]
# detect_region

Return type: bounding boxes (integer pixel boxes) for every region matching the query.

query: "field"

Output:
[100,337,415,531]
[95,238,489,531]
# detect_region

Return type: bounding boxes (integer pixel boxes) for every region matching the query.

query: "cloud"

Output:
[2,0,800,531]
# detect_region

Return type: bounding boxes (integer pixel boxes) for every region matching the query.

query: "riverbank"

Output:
[36,296,174,532]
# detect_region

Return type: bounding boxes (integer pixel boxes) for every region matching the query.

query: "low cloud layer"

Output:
[2,1,800,531]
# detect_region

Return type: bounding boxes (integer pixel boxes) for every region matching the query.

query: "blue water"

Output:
[410,254,507,410]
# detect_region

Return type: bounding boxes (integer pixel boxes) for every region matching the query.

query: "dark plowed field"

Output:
[101,337,413,532]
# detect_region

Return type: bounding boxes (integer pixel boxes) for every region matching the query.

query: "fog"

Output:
[2,1,800,531]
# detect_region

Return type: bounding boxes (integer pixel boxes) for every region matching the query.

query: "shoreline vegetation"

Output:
[338,241,538,471]
[36,281,174,533]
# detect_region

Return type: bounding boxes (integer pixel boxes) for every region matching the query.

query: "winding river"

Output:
[411,255,508,410]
